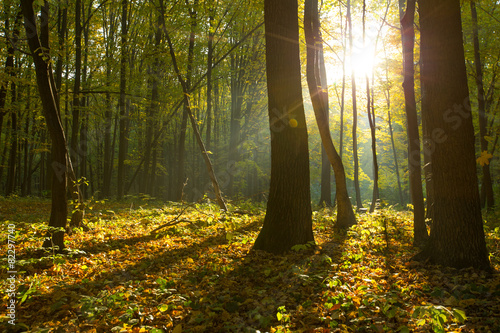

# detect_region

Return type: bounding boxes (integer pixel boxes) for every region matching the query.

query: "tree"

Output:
[400,0,428,246]
[21,0,68,249]
[304,0,356,228]
[116,0,128,200]
[414,0,490,271]
[252,0,314,254]
[470,0,494,210]
[347,0,363,210]
[160,0,228,211]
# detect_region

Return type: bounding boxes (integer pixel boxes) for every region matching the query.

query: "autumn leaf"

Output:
[477,150,493,166]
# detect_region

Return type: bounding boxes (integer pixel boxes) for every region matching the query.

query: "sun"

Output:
[350,45,376,78]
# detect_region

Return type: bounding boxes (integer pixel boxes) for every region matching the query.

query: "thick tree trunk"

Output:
[21,0,68,250]
[414,0,490,271]
[252,0,314,253]
[305,0,356,228]
[400,0,428,246]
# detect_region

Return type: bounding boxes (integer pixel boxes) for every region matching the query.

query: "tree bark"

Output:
[252,0,314,253]
[414,0,490,271]
[21,0,68,250]
[304,0,356,228]
[400,0,428,246]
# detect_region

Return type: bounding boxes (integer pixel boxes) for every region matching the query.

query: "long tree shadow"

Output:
[4,217,266,332]
[174,226,350,332]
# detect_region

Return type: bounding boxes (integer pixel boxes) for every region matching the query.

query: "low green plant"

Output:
[412,305,466,333]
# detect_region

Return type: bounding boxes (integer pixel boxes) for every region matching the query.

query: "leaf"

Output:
[157,304,169,312]
[173,324,182,333]
[476,151,493,166]
[398,326,410,333]
[452,308,467,323]
[484,135,494,143]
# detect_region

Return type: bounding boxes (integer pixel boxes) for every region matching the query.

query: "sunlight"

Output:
[351,45,376,78]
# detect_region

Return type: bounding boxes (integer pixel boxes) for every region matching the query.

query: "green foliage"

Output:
[1,199,499,332]
[412,305,466,333]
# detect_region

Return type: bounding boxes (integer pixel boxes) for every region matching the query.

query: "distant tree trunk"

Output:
[175,0,198,201]
[0,8,20,188]
[253,0,314,253]
[5,96,18,196]
[318,37,332,208]
[102,6,116,198]
[347,0,363,210]
[385,86,404,206]
[143,12,162,195]
[229,52,244,197]
[54,4,67,106]
[400,0,428,246]
[470,0,494,210]
[363,0,379,213]
[117,0,128,200]
[205,6,215,152]
[305,0,356,228]
[21,0,68,250]
[338,2,347,161]
[4,10,21,196]
[161,0,227,211]
[71,0,82,178]
[413,0,490,271]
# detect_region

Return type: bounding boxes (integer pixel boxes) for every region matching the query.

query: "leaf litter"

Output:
[1,197,499,332]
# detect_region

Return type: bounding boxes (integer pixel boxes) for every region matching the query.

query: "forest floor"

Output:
[1,197,499,333]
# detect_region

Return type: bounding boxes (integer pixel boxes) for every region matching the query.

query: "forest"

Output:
[1,0,499,332]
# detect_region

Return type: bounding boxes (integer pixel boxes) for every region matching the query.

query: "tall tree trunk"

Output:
[102,6,116,198]
[347,0,363,210]
[71,0,82,177]
[205,6,215,152]
[174,0,198,201]
[385,86,404,206]
[253,0,314,253]
[305,0,356,228]
[229,52,245,197]
[363,0,379,213]
[161,0,227,211]
[318,39,332,208]
[470,0,494,210]
[21,0,68,250]
[0,7,20,187]
[414,0,490,271]
[117,0,128,200]
[4,9,21,196]
[54,5,67,106]
[400,0,428,246]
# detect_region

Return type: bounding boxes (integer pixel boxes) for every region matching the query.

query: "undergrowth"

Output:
[0,197,499,332]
